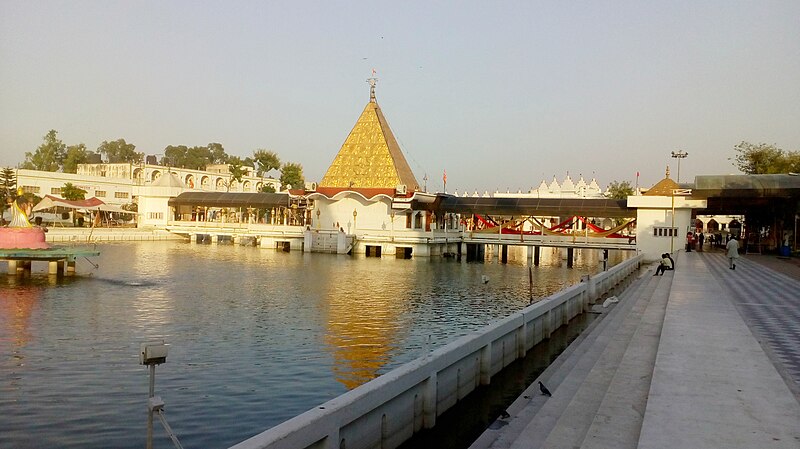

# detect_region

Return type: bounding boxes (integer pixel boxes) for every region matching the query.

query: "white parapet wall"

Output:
[229,254,643,449]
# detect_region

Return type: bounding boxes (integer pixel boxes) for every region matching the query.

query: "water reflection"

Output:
[0,280,41,352]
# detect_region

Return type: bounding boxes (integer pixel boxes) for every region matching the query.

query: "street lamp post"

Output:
[671,150,688,183]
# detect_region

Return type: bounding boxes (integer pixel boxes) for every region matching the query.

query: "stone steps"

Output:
[535,269,662,449]
[580,267,672,449]
[470,263,661,449]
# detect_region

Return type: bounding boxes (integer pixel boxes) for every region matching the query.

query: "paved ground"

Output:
[701,251,800,400]
[639,252,800,449]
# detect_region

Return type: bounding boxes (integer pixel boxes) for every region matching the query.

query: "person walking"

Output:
[726,236,740,270]
[698,232,705,252]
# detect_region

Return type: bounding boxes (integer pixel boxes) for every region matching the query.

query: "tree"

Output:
[162,143,229,169]
[98,139,142,164]
[733,141,800,174]
[253,149,281,177]
[260,184,276,193]
[280,162,305,191]
[606,180,635,199]
[62,143,90,173]
[228,156,247,186]
[61,182,87,200]
[21,130,66,171]
[207,142,228,164]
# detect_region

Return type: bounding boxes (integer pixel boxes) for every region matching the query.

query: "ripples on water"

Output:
[0,242,627,448]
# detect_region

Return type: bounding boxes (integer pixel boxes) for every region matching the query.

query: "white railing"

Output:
[229,254,642,449]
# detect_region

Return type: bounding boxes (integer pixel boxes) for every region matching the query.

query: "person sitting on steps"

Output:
[654,253,670,276]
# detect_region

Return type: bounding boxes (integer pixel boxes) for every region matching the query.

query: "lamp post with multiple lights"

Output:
[671,150,688,182]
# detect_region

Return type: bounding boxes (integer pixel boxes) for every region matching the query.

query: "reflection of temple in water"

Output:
[0,280,42,355]
[323,291,403,389]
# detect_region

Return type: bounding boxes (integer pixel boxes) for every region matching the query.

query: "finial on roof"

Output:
[367,76,377,103]
[666,165,671,178]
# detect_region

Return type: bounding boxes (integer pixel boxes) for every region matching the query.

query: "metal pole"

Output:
[147,364,155,449]
[671,193,675,253]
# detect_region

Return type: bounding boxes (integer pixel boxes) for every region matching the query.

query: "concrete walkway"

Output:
[470,252,800,449]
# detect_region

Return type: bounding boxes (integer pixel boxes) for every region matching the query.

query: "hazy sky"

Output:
[2,1,799,193]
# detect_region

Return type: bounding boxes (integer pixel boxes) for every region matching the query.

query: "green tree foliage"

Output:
[606,180,635,199]
[0,167,17,217]
[733,141,800,174]
[260,184,276,193]
[208,142,228,164]
[227,156,247,184]
[22,130,66,171]
[253,149,281,177]
[62,143,90,173]
[98,139,142,164]
[162,143,230,169]
[61,182,87,200]
[280,162,305,190]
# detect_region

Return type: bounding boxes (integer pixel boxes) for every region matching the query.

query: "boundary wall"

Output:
[230,254,643,449]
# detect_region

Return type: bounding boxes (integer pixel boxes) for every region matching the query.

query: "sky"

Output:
[1,1,799,194]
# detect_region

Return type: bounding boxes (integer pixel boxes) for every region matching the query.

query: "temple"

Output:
[317,78,419,196]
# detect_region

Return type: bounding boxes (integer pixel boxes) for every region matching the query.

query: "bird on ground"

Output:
[539,381,552,397]
[481,275,490,284]
[499,410,510,419]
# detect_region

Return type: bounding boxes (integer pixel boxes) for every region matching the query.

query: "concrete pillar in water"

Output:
[66,260,76,276]
[49,261,59,275]
[7,260,18,275]
[501,245,508,264]
[567,247,574,268]
[534,246,540,266]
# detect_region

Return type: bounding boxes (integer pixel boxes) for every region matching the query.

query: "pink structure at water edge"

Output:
[0,227,50,249]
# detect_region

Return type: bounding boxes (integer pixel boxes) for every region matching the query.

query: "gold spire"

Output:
[666,165,671,178]
[319,80,420,191]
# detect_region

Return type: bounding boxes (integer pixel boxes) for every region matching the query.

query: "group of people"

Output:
[657,235,740,275]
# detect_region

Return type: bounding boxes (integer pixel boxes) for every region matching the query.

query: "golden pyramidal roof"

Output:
[644,165,680,196]
[319,81,419,192]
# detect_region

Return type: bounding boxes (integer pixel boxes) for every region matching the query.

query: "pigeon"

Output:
[481,275,490,284]
[539,381,552,397]
[499,410,510,419]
